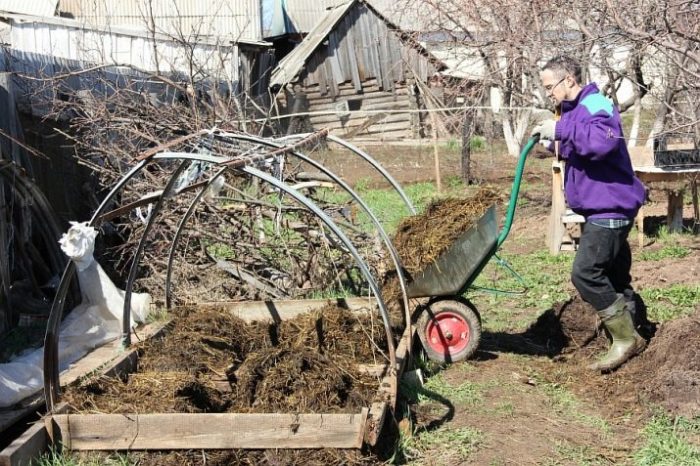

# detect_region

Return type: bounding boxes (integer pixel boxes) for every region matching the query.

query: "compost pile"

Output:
[63,304,387,465]
[513,296,700,418]
[392,186,503,276]
[65,305,385,415]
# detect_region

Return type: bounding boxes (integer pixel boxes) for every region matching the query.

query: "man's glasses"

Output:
[544,76,567,93]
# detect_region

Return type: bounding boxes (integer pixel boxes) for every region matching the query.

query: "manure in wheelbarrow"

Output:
[392,186,503,276]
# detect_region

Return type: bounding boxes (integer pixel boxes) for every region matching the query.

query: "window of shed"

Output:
[347,99,362,111]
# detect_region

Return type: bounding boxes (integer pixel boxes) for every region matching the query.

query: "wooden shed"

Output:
[269,0,445,140]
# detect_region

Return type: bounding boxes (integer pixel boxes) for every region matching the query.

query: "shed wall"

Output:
[300,3,436,97]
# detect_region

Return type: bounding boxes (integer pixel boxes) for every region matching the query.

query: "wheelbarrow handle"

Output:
[496,135,540,248]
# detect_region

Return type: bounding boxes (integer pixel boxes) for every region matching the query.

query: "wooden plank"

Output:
[198,297,376,323]
[62,322,166,384]
[365,322,415,446]
[0,404,68,466]
[636,205,645,248]
[0,403,68,466]
[48,411,369,450]
[356,120,412,134]
[364,401,387,446]
[346,25,362,92]
[635,169,700,183]
[327,32,344,85]
[547,161,566,254]
[667,191,685,232]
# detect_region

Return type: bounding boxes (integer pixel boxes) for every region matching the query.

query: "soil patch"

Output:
[549,304,700,421]
[488,297,700,419]
[620,311,700,418]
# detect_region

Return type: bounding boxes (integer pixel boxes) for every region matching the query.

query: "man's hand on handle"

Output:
[530,119,556,141]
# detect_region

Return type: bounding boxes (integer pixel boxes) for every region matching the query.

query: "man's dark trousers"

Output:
[571,221,633,311]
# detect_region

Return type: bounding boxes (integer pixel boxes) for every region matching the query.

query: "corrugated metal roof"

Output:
[57,0,262,41]
[283,0,342,34]
[0,0,57,17]
[270,0,354,87]
[283,0,440,33]
[1,12,270,46]
[6,14,244,75]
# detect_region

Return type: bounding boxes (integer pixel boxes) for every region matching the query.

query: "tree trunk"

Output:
[627,94,642,148]
[502,110,531,157]
[646,62,678,149]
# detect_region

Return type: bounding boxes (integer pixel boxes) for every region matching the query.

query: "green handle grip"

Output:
[496,135,540,248]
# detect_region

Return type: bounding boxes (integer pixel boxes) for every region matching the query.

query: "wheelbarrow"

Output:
[407,136,539,362]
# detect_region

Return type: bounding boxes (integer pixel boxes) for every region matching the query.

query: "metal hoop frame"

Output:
[43,134,409,411]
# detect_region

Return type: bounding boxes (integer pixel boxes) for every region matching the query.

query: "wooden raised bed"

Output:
[1,297,413,465]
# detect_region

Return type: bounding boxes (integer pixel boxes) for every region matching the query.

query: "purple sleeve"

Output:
[556,112,620,161]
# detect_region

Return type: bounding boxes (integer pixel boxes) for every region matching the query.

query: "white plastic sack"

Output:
[0,222,151,408]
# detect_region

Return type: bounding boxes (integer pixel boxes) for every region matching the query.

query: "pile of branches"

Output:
[41,71,383,306]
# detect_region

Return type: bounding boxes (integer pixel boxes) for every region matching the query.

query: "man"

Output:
[531,55,647,372]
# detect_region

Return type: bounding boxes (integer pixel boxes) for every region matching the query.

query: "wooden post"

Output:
[461,109,473,183]
[692,179,699,234]
[547,161,566,254]
[667,189,685,232]
[636,206,645,248]
[430,110,442,193]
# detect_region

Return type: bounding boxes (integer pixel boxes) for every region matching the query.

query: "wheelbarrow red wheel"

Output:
[418,300,481,363]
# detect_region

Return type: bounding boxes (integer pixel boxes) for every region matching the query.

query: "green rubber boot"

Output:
[588,297,647,372]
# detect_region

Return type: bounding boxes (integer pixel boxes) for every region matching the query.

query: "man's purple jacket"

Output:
[552,83,645,220]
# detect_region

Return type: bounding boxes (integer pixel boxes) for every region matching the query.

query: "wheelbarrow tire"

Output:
[418,299,481,363]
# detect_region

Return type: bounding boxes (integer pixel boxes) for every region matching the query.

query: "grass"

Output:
[633,414,700,466]
[393,425,483,465]
[419,372,486,405]
[543,442,610,466]
[640,284,700,322]
[471,248,573,332]
[205,242,236,260]
[34,448,132,466]
[145,306,170,324]
[638,243,691,261]
[539,382,612,435]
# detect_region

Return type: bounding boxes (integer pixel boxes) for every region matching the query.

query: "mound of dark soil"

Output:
[522,295,604,356]
[620,310,700,418]
[516,298,699,418]
[481,295,606,357]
